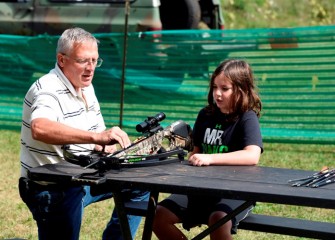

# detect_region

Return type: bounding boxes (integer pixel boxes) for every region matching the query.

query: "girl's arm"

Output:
[188,145,261,166]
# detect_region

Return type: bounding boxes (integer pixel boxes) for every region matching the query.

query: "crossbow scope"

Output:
[136,112,166,133]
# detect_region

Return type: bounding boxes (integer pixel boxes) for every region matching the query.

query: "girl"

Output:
[153,59,263,240]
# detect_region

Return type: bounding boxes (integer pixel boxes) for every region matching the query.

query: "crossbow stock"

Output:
[62,113,193,181]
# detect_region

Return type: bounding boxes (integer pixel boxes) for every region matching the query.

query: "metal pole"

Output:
[119,0,130,128]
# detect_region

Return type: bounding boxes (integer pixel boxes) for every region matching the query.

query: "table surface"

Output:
[29,160,335,209]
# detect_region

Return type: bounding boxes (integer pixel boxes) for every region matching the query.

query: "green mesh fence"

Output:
[1,26,335,143]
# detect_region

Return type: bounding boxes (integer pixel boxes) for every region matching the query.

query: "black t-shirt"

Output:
[193,108,263,153]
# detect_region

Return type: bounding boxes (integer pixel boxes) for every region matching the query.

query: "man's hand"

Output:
[94,144,118,153]
[99,126,131,149]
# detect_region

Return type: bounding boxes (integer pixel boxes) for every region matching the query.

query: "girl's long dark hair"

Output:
[206,59,262,120]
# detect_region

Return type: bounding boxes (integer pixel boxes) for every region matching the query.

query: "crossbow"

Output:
[62,113,193,183]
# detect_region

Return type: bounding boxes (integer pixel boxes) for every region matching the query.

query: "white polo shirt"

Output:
[20,63,106,178]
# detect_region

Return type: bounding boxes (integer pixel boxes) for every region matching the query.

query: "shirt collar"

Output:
[52,63,79,97]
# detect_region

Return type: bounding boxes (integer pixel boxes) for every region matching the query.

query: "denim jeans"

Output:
[19,178,149,240]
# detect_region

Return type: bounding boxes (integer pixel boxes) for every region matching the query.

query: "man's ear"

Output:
[57,53,65,67]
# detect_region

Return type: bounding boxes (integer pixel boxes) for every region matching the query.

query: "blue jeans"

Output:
[19,178,149,240]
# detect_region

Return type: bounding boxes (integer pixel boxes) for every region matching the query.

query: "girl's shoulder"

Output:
[242,110,258,118]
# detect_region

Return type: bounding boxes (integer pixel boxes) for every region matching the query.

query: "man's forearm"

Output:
[31,118,97,145]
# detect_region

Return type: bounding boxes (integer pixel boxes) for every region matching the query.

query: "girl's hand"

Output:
[189,153,211,166]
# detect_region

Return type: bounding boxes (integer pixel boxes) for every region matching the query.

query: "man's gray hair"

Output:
[56,27,99,55]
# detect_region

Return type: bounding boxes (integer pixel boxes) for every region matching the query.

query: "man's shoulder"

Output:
[31,70,64,92]
[24,72,67,104]
[38,70,60,84]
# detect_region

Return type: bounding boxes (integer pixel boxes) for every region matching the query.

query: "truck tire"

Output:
[159,0,201,30]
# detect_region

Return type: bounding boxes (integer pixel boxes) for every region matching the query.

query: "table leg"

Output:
[141,191,159,240]
[192,200,255,240]
[113,191,133,240]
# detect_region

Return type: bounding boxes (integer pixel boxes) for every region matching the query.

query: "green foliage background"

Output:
[222,0,334,29]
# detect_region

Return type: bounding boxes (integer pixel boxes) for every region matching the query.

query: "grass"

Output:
[1,129,334,239]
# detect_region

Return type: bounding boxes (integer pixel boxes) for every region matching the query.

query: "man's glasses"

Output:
[62,54,103,67]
